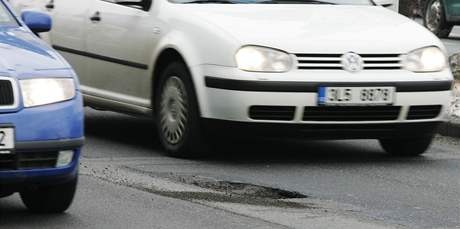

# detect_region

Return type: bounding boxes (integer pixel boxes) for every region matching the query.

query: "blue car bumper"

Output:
[0,93,84,192]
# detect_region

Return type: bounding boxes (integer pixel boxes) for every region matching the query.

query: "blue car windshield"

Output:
[0,2,17,25]
[174,0,372,4]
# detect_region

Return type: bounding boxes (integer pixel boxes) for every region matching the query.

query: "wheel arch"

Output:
[151,46,202,117]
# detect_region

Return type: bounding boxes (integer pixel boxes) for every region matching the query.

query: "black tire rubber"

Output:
[154,62,208,158]
[379,136,434,157]
[423,0,453,38]
[20,177,77,213]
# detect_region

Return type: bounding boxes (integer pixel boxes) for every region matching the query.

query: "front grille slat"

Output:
[360,54,401,58]
[0,154,16,170]
[295,53,402,71]
[298,60,340,64]
[297,63,343,67]
[298,66,343,70]
[363,60,400,64]
[363,64,402,68]
[295,54,342,58]
[407,105,442,120]
[303,106,401,121]
[0,80,14,106]
[249,106,296,121]
[0,152,58,171]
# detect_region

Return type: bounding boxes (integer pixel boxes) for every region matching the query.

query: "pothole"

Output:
[138,190,310,209]
[126,167,306,199]
[173,175,307,199]
[123,167,313,209]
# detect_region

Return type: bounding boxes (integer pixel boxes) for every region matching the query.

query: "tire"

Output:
[379,136,434,157]
[20,177,77,213]
[154,61,208,158]
[423,0,453,38]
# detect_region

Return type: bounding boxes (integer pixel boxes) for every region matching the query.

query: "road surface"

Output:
[1,108,459,229]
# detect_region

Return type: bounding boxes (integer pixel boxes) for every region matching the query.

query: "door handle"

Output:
[90,12,101,22]
[45,0,54,10]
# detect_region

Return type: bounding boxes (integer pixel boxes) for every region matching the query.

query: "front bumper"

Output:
[0,94,84,192]
[195,66,453,125]
[0,147,82,190]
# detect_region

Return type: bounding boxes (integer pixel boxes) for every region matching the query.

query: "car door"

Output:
[48,0,93,88]
[445,0,460,17]
[84,0,157,110]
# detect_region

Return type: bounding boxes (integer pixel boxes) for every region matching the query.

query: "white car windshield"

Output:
[174,0,372,4]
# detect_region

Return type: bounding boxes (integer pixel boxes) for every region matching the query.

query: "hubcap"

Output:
[426,0,442,32]
[159,76,188,145]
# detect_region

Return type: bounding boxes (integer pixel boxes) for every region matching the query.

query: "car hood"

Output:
[0,27,71,79]
[184,4,444,54]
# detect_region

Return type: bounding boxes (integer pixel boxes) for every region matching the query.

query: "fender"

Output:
[150,22,241,115]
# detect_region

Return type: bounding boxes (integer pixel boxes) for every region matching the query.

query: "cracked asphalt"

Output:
[1,34,460,229]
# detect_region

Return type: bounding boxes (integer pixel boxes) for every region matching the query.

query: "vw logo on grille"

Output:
[341,52,364,73]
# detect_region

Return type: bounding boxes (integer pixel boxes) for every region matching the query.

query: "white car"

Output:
[11,0,454,157]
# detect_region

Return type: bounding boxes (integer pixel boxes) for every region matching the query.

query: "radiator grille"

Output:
[295,53,402,70]
[249,106,296,121]
[303,106,401,121]
[0,80,14,106]
[0,152,58,171]
[407,105,442,120]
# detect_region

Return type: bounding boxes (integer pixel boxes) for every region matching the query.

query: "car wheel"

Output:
[423,0,453,38]
[379,137,434,157]
[155,61,208,158]
[20,177,77,213]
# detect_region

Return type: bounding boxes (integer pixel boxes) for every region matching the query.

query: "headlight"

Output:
[20,78,76,107]
[403,46,447,72]
[235,46,293,72]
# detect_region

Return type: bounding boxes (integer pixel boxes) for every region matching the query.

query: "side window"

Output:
[100,0,152,11]
[445,0,460,16]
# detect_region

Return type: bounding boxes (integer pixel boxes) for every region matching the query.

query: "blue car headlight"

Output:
[19,78,76,108]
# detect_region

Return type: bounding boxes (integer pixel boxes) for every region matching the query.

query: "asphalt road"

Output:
[1,34,460,229]
[1,108,460,229]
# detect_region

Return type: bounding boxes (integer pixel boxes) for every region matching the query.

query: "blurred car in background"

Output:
[422,0,460,37]
[0,0,84,213]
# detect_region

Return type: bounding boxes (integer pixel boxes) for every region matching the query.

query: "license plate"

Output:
[318,87,395,105]
[0,127,14,154]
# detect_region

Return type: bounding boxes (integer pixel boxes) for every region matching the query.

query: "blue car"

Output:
[0,1,83,213]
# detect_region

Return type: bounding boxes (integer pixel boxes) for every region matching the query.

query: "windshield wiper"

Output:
[183,0,237,3]
[256,0,336,4]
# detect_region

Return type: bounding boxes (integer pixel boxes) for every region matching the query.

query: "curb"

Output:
[439,120,460,138]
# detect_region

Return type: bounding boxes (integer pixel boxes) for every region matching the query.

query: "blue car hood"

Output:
[0,27,72,79]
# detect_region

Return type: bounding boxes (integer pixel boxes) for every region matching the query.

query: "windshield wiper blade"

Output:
[184,0,237,3]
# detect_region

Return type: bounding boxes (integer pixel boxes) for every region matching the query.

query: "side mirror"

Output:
[20,11,52,34]
[374,0,395,7]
